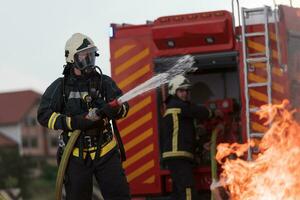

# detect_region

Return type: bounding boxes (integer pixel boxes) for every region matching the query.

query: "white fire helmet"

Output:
[168,75,191,95]
[65,33,98,70]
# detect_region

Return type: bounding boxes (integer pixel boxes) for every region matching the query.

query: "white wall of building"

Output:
[0,124,22,154]
[0,124,21,144]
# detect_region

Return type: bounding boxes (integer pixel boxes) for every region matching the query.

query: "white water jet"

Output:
[118,55,195,103]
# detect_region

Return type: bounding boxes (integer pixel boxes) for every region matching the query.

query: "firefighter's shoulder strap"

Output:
[112,119,126,161]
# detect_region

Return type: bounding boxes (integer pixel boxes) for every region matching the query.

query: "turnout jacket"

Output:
[162,96,212,161]
[37,71,129,158]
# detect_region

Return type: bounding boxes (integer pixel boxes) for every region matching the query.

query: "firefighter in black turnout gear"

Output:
[162,75,222,200]
[37,33,131,200]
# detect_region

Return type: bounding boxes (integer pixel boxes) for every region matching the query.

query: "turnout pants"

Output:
[64,147,130,200]
[165,159,199,200]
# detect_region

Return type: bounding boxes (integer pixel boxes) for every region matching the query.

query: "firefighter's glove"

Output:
[71,115,103,131]
[101,103,121,119]
[86,108,100,121]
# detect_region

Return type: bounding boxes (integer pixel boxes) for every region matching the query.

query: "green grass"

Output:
[26,178,55,200]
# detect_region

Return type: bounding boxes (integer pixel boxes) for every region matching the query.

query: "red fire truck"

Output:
[109,4,300,199]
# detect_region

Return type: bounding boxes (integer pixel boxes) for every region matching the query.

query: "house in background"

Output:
[0,90,58,157]
[0,131,18,149]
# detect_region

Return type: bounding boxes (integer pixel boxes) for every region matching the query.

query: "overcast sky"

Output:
[0,0,299,93]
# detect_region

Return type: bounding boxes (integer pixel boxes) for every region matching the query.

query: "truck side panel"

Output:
[110,25,163,195]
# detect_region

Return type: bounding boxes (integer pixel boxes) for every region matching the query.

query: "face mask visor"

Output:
[74,47,98,70]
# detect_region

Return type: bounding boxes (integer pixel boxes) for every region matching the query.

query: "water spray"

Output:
[109,55,195,107]
[104,55,195,163]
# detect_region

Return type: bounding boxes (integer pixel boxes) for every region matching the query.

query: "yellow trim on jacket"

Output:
[164,108,181,152]
[162,151,194,159]
[66,117,72,130]
[186,187,192,200]
[72,138,117,160]
[48,112,60,129]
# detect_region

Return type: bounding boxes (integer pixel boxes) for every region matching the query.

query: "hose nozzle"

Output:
[108,98,122,108]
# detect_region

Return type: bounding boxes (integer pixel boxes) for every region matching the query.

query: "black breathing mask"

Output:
[74,47,98,72]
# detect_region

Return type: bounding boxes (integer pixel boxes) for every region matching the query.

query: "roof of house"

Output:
[0,90,41,125]
[0,131,17,147]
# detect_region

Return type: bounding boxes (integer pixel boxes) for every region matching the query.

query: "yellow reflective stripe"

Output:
[121,104,128,118]
[272,82,284,94]
[127,160,155,182]
[272,50,278,60]
[162,151,194,159]
[164,108,181,117]
[248,73,266,83]
[115,48,150,75]
[143,175,155,184]
[72,139,117,160]
[90,139,117,159]
[247,40,264,53]
[48,112,57,128]
[100,139,116,157]
[248,73,284,94]
[124,128,153,152]
[186,188,192,200]
[51,114,60,129]
[121,112,152,137]
[172,112,179,151]
[270,31,277,41]
[48,112,60,129]
[72,149,83,157]
[80,92,89,99]
[249,89,268,103]
[66,117,72,130]
[247,40,278,60]
[251,63,283,76]
[252,63,266,69]
[272,67,283,77]
[118,96,152,123]
[164,108,181,151]
[118,64,151,89]
[123,144,154,168]
[114,44,136,59]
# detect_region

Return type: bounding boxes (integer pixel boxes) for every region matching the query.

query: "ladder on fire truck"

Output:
[241,6,272,160]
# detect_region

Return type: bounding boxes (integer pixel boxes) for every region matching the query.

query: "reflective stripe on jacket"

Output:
[162,96,211,160]
[37,71,129,158]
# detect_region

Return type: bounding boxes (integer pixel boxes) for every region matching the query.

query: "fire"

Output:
[216,99,300,200]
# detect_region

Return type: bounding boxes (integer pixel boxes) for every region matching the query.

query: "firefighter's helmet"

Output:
[168,75,191,95]
[65,33,98,70]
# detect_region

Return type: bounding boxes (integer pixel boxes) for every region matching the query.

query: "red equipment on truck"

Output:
[109,4,300,199]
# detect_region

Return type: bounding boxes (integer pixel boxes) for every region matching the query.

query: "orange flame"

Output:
[216,99,300,200]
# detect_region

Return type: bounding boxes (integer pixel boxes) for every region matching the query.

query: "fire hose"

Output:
[55,130,81,200]
[210,123,224,200]
[0,193,6,200]
[55,99,125,200]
